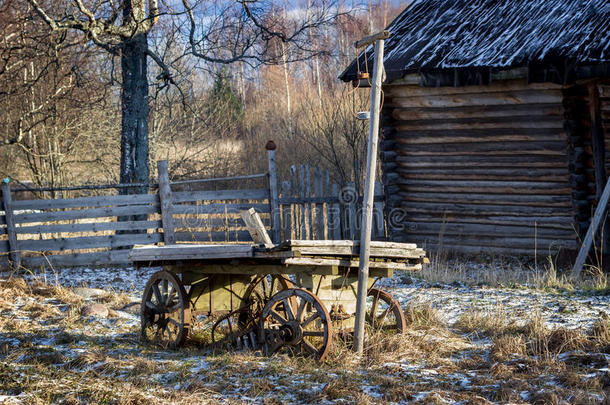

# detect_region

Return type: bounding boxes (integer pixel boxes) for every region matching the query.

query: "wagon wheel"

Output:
[239,274,293,325]
[365,288,406,334]
[141,270,191,348]
[211,307,259,351]
[259,288,333,361]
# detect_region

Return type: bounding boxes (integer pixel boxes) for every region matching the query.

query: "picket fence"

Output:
[0,146,385,270]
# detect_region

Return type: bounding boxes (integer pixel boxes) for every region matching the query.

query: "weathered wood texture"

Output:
[278,164,385,242]
[381,79,579,255]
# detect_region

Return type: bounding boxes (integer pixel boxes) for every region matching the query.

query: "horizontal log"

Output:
[387,90,562,109]
[402,215,574,230]
[395,126,565,139]
[398,191,572,207]
[400,201,573,217]
[395,168,570,182]
[13,204,159,224]
[18,232,163,252]
[396,180,572,195]
[395,154,569,168]
[401,221,576,239]
[11,193,158,211]
[389,104,563,121]
[172,189,269,203]
[16,220,162,235]
[20,250,132,268]
[384,80,560,97]
[394,118,564,132]
[172,203,270,215]
[394,133,566,145]
[402,233,576,251]
[396,146,566,157]
[175,231,253,243]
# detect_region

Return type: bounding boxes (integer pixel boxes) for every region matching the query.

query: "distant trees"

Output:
[19,0,346,192]
[0,0,403,190]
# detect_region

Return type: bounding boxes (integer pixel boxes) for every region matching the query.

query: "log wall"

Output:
[380,79,579,255]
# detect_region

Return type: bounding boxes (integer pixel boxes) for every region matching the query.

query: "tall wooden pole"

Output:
[266,140,281,244]
[353,33,388,354]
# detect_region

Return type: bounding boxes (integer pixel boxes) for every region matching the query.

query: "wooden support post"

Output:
[157,160,175,245]
[240,208,274,248]
[572,175,610,278]
[354,34,387,355]
[588,82,609,254]
[266,141,281,244]
[2,179,20,269]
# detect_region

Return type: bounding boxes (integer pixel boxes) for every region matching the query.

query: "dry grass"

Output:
[418,251,609,292]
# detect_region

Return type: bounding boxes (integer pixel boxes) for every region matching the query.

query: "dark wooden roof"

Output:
[340,0,610,85]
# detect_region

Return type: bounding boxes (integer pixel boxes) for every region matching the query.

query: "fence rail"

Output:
[0,144,386,270]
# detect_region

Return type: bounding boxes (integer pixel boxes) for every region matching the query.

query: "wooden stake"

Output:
[266,141,281,244]
[2,180,20,269]
[354,34,387,354]
[157,160,175,245]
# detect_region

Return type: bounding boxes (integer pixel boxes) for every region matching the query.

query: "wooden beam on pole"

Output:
[240,208,274,248]
[572,175,610,278]
[353,32,388,355]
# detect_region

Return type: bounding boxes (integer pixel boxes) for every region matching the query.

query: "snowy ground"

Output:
[0,265,608,404]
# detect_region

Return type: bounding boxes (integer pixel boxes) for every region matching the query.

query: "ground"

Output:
[0,261,608,404]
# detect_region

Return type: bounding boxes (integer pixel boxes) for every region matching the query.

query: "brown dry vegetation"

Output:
[0,276,608,404]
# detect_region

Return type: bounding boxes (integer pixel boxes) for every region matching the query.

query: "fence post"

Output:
[2,179,20,269]
[157,160,176,245]
[266,141,281,244]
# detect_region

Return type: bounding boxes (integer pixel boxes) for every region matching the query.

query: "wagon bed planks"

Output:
[129,244,255,261]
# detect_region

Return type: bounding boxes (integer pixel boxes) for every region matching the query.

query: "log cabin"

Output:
[340,0,610,256]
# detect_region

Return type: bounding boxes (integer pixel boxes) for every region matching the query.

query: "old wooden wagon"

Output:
[130,236,425,360]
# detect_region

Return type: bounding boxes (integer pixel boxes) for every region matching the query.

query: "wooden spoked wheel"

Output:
[260,288,333,361]
[365,288,406,334]
[239,275,293,324]
[210,275,293,351]
[141,270,191,348]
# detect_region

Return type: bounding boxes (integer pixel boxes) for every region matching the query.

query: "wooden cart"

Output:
[130,239,425,360]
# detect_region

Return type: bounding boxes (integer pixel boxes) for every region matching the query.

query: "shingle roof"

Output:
[340,0,610,84]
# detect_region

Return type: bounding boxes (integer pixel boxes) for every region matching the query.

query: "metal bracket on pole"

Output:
[353,31,389,355]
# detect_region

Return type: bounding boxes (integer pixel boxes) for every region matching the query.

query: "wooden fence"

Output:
[0,145,385,270]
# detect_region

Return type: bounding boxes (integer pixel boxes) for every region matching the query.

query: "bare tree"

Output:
[23,0,346,192]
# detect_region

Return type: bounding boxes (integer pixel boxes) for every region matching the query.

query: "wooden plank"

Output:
[314,167,324,240]
[330,184,341,239]
[130,243,254,262]
[13,204,159,224]
[306,165,313,240]
[281,181,292,242]
[172,189,270,203]
[240,208,273,248]
[283,257,421,271]
[16,220,162,234]
[21,250,132,268]
[285,246,425,259]
[18,232,163,251]
[11,193,158,211]
[299,165,307,239]
[172,203,270,215]
[174,230,252,243]
[2,181,20,268]
[157,160,176,245]
[174,216,266,229]
[267,145,281,244]
[280,240,417,249]
[0,240,10,253]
